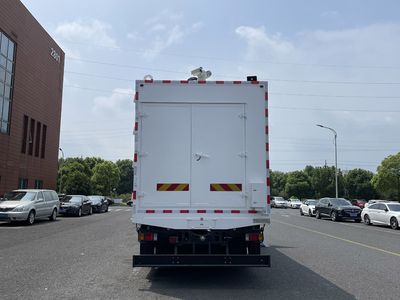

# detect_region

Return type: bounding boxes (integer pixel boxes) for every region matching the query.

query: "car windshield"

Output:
[307,200,317,205]
[3,191,36,201]
[291,199,300,202]
[62,196,82,203]
[275,197,284,201]
[331,199,351,206]
[88,196,101,203]
[387,204,400,211]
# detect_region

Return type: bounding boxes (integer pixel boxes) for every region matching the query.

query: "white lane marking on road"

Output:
[115,209,122,212]
[292,214,400,236]
[125,209,131,212]
[280,214,289,217]
[275,220,400,257]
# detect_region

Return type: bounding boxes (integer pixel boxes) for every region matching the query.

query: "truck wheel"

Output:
[140,244,154,255]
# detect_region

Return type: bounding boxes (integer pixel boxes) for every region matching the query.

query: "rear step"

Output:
[133,254,271,267]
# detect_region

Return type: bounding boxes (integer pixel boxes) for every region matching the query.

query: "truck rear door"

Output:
[191,104,246,207]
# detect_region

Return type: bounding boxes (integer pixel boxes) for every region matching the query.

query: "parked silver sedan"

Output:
[0,189,60,225]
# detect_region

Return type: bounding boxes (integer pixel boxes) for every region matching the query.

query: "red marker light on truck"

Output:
[139,233,158,241]
[245,233,264,242]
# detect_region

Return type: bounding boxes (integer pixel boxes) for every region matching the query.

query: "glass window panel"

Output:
[0,55,6,68]
[6,60,13,72]
[2,99,10,121]
[5,72,11,85]
[0,67,5,83]
[4,85,11,99]
[0,35,8,56]
[7,41,14,60]
[0,97,3,120]
[1,121,8,133]
[0,82,4,97]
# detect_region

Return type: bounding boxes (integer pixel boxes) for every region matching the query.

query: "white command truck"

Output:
[132,74,271,267]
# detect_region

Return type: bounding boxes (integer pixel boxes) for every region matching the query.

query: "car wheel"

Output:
[300,209,304,216]
[89,207,93,215]
[77,208,82,217]
[49,208,57,221]
[26,210,35,225]
[105,205,109,212]
[316,210,321,219]
[331,211,338,222]
[309,209,313,217]
[390,217,399,230]
[364,215,371,225]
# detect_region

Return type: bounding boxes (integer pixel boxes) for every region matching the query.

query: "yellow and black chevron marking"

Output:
[210,183,242,192]
[157,183,189,191]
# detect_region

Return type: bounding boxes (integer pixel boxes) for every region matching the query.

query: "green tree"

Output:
[310,166,344,198]
[60,161,92,195]
[344,168,377,200]
[91,161,120,196]
[284,170,313,199]
[116,159,133,194]
[270,171,287,197]
[372,152,400,201]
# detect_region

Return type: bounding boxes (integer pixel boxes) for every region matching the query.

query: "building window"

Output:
[0,32,16,134]
[35,122,41,157]
[28,118,35,155]
[41,124,47,158]
[21,115,28,153]
[18,178,28,189]
[34,179,43,189]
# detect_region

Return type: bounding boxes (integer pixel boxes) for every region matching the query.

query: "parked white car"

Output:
[0,189,59,225]
[288,198,301,208]
[364,199,391,208]
[271,197,289,208]
[361,202,400,230]
[300,199,318,216]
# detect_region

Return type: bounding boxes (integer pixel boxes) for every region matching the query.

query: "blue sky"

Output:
[21,0,400,172]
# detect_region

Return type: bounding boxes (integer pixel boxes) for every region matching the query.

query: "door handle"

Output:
[194,153,210,161]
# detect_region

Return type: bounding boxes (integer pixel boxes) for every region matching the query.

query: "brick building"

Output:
[0,0,64,195]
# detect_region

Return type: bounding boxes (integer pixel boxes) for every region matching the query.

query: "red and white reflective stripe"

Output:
[265,84,270,205]
[138,80,268,85]
[139,209,261,214]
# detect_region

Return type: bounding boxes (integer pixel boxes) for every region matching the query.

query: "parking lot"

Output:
[0,207,398,299]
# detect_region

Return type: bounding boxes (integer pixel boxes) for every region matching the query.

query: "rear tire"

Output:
[316,210,321,219]
[300,209,304,216]
[89,207,93,215]
[26,210,35,225]
[309,209,313,217]
[390,217,399,230]
[49,208,57,221]
[77,208,82,217]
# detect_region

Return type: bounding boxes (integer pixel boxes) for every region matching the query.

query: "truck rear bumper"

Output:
[132,254,270,267]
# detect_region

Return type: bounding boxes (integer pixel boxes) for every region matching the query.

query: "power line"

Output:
[65,69,400,86]
[61,42,400,70]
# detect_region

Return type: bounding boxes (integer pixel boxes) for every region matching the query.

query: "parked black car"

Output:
[88,195,109,213]
[59,195,93,217]
[315,198,362,222]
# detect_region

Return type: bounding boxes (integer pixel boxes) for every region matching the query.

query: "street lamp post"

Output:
[59,148,65,193]
[317,124,338,198]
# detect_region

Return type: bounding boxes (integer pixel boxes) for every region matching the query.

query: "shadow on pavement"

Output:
[141,246,355,300]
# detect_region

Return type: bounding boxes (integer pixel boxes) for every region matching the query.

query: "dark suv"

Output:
[315,198,362,222]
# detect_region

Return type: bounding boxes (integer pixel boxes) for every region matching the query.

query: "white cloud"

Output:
[55,19,118,48]
[93,88,135,117]
[235,26,294,60]
[138,11,203,59]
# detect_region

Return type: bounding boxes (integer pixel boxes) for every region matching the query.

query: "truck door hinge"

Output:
[138,152,148,158]
[138,112,148,119]
[239,113,247,119]
[238,152,247,158]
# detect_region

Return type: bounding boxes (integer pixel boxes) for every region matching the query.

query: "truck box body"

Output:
[132,79,270,267]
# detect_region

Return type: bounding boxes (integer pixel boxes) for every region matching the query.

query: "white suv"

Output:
[0,189,60,225]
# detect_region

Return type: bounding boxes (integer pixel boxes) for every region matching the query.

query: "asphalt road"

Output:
[0,207,399,299]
